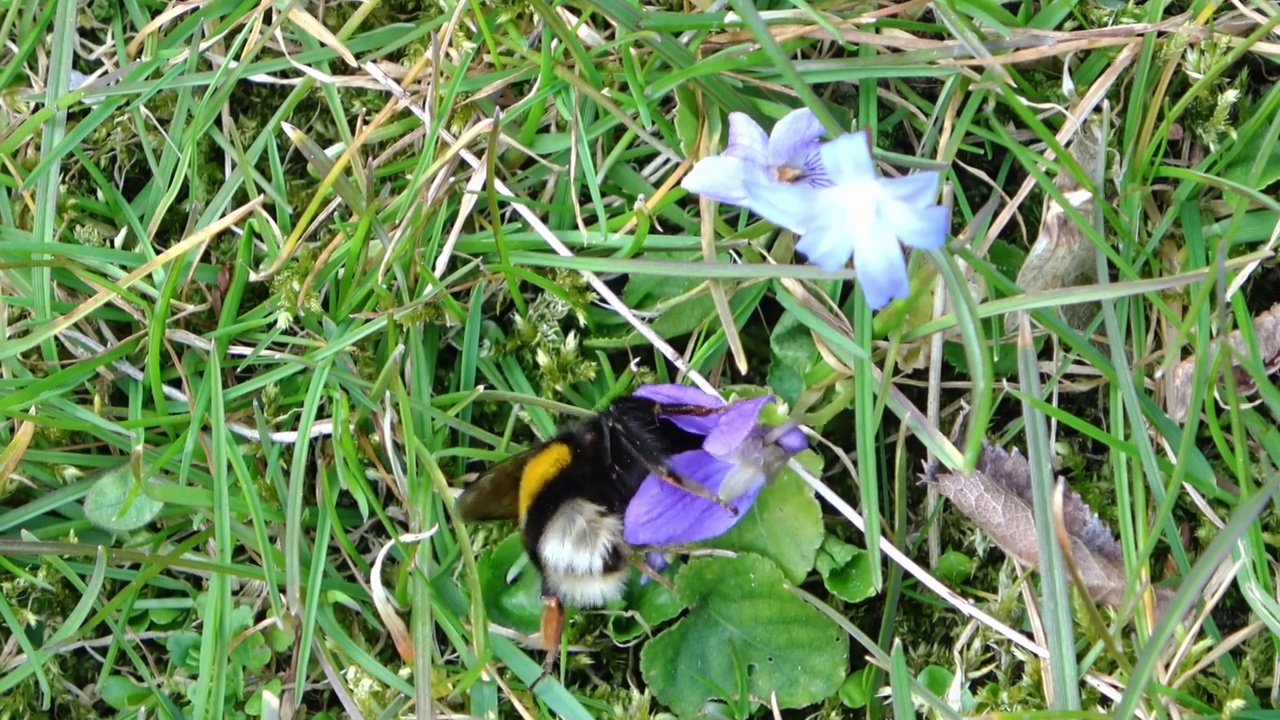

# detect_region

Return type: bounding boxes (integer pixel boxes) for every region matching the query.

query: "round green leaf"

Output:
[917,664,955,699]
[477,534,544,634]
[165,630,201,671]
[99,675,149,710]
[710,453,824,584]
[609,565,685,644]
[839,667,875,709]
[916,662,977,711]
[146,606,183,626]
[83,462,164,532]
[267,623,294,653]
[229,605,255,634]
[768,311,818,405]
[232,632,272,671]
[640,554,848,715]
[935,549,975,584]
[815,537,876,604]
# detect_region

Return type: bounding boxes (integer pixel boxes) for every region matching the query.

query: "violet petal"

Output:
[777,426,809,454]
[821,132,877,185]
[633,384,725,435]
[724,112,769,160]
[851,228,911,309]
[793,219,856,273]
[702,396,771,458]
[739,174,821,236]
[887,203,950,250]
[682,156,756,206]
[766,108,826,169]
[623,451,759,545]
[642,552,669,582]
[634,384,723,408]
[879,171,940,206]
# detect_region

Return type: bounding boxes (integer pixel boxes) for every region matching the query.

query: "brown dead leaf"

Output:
[1165,303,1280,422]
[927,444,1128,607]
[1009,123,1102,333]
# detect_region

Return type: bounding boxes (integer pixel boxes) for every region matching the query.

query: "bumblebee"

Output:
[455,393,730,671]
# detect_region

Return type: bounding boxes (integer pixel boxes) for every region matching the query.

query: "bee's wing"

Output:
[455,448,536,521]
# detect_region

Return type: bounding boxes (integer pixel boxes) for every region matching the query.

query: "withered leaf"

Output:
[927,444,1127,607]
[1165,303,1280,422]
[1009,123,1102,332]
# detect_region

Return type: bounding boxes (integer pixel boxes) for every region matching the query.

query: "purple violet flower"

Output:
[622,384,808,547]
[682,108,951,310]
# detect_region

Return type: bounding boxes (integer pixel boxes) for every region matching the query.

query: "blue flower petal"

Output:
[663,414,721,436]
[880,171,940,206]
[623,451,757,545]
[724,112,768,160]
[886,203,950,250]
[682,156,757,206]
[739,175,821,235]
[793,221,855,272]
[777,426,808,454]
[644,551,669,576]
[820,132,877,185]
[702,396,770,458]
[634,384,722,407]
[792,145,831,188]
[852,228,910,309]
[767,108,825,169]
[681,111,949,297]
[635,384,725,435]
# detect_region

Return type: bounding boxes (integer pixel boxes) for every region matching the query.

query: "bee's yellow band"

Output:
[519,441,573,519]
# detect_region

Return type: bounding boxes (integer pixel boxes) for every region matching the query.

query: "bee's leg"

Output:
[631,554,676,592]
[643,402,723,418]
[653,466,738,516]
[529,595,563,691]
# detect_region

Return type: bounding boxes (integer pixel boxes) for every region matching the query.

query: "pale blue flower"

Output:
[743,132,949,308]
[682,109,950,309]
[681,108,830,205]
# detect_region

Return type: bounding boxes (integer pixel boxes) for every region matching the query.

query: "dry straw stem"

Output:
[3,198,262,362]
[56,328,340,445]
